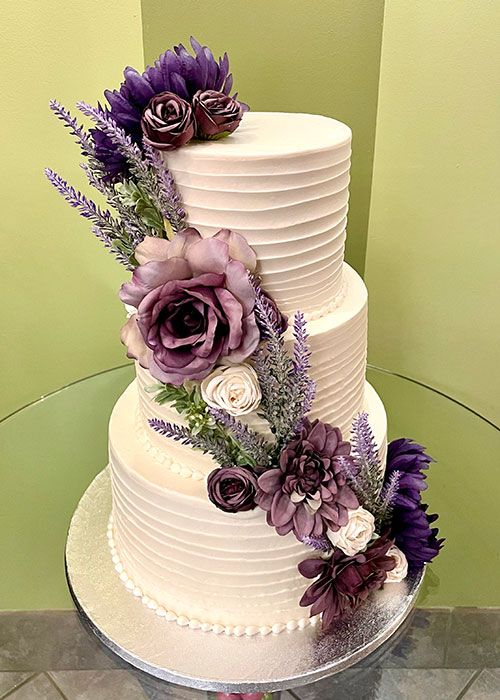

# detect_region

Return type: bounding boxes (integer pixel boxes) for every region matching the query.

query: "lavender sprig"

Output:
[208,408,272,469]
[77,102,184,236]
[376,470,401,529]
[83,163,155,245]
[149,418,233,466]
[251,277,315,450]
[143,143,186,233]
[49,100,95,156]
[44,168,135,266]
[301,535,333,553]
[350,412,383,509]
[289,312,316,433]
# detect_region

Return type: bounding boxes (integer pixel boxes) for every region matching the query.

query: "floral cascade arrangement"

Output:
[45,37,247,267]
[133,228,444,629]
[46,38,443,633]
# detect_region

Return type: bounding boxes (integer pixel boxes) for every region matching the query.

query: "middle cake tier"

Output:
[135,263,370,474]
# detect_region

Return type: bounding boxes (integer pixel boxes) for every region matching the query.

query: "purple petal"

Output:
[185,238,229,275]
[271,491,296,527]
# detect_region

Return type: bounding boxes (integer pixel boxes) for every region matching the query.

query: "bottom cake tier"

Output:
[108,380,388,636]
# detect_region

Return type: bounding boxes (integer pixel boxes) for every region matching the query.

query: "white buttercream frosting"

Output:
[109,111,395,631]
[165,112,352,316]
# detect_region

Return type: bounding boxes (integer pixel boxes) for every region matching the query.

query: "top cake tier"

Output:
[165,112,352,317]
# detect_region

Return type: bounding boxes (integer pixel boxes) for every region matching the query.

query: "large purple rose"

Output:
[207,466,258,514]
[120,228,260,385]
[141,91,195,150]
[256,419,358,541]
[192,90,243,139]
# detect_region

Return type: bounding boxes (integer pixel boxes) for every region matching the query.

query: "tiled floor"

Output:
[0,609,498,698]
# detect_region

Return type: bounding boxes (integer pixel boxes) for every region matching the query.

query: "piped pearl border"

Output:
[136,409,205,481]
[107,514,318,637]
[303,275,348,322]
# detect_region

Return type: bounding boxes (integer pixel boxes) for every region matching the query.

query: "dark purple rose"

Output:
[207,466,258,513]
[141,91,195,150]
[298,532,395,630]
[385,438,444,567]
[192,90,243,139]
[98,38,249,178]
[256,419,358,541]
[119,228,260,385]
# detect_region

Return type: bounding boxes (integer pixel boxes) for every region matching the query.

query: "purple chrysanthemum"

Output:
[385,438,444,567]
[298,532,395,629]
[95,37,247,178]
[256,419,358,541]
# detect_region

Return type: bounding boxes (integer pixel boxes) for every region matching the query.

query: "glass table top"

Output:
[1,364,499,610]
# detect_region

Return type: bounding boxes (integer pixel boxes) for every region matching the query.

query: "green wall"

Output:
[141,0,385,278]
[365,0,500,426]
[0,0,144,419]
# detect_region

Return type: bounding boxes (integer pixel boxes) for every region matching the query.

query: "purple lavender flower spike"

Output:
[301,535,332,553]
[208,408,271,469]
[49,100,95,156]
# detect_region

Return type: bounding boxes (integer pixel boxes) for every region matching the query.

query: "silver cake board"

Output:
[65,468,424,694]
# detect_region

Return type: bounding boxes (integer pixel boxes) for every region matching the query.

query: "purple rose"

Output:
[207,466,258,513]
[192,90,243,139]
[141,91,195,150]
[256,419,358,541]
[119,228,261,385]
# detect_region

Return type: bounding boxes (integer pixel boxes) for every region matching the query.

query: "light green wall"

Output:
[0,0,144,419]
[141,0,385,278]
[365,0,500,426]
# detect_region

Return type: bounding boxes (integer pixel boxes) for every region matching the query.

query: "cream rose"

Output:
[385,545,408,583]
[200,364,262,416]
[328,506,375,556]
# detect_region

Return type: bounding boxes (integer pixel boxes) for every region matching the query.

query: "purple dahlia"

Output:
[385,438,444,567]
[95,37,248,178]
[119,228,260,385]
[298,532,395,630]
[256,419,358,540]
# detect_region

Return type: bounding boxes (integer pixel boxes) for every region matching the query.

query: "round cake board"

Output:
[65,468,424,694]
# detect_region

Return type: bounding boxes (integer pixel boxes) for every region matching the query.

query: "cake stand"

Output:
[65,467,424,695]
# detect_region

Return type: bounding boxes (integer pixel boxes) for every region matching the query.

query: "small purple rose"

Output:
[207,466,258,514]
[141,91,195,151]
[192,90,243,139]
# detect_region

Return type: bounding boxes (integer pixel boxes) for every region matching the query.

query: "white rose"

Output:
[200,364,262,416]
[385,545,408,583]
[329,506,375,556]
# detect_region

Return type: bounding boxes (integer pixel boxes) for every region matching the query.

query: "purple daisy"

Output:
[256,419,358,541]
[385,438,444,567]
[95,37,247,178]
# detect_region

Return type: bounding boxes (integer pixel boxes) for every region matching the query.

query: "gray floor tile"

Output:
[294,668,476,700]
[446,609,500,668]
[358,608,451,669]
[463,669,500,699]
[49,670,153,699]
[0,673,34,699]
[3,673,63,699]
[0,612,126,671]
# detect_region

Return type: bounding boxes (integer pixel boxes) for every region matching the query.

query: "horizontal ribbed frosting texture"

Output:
[109,381,387,630]
[165,112,352,316]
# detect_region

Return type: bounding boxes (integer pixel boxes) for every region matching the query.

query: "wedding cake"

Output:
[47,38,442,639]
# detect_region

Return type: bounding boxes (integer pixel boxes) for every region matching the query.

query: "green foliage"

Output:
[151,382,260,467]
[115,180,165,235]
